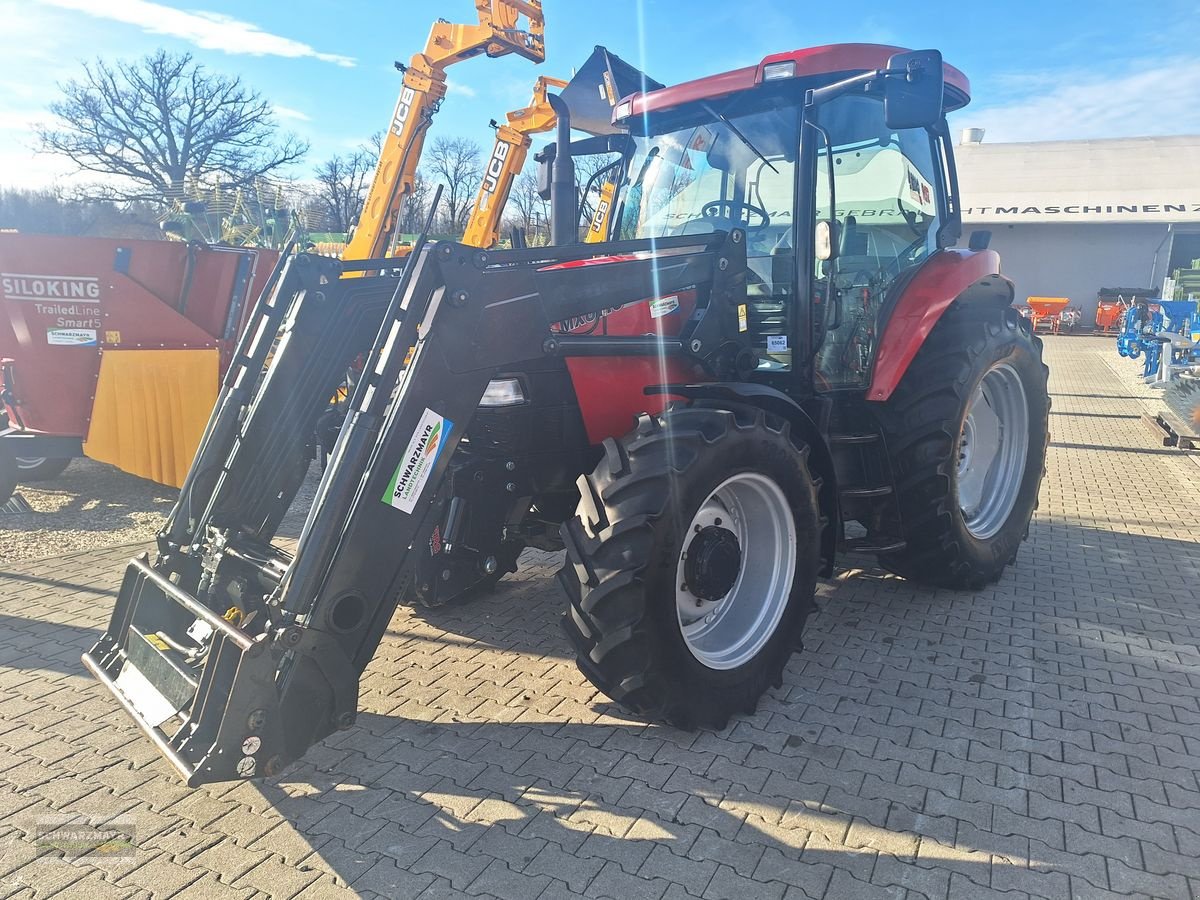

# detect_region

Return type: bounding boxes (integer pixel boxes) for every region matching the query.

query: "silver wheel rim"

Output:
[675,472,796,670]
[957,363,1030,540]
[15,457,46,471]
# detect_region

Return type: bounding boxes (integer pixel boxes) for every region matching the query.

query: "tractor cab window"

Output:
[616,101,800,370]
[812,94,943,389]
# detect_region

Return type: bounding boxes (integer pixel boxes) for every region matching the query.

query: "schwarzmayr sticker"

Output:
[383,408,453,514]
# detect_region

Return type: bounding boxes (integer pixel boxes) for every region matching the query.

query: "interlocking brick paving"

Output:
[1,336,1198,899]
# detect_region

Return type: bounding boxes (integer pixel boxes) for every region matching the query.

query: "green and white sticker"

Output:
[648,295,679,319]
[383,408,454,514]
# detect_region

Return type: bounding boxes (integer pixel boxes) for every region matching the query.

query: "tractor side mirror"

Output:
[883,49,944,130]
[815,220,839,261]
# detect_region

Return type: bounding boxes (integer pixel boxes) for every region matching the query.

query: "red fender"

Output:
[866,249,1012,402]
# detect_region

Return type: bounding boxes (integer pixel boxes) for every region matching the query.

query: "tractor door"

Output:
[809,94,947,389]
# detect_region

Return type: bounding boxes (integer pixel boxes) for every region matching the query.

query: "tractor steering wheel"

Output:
[701,199,770,232]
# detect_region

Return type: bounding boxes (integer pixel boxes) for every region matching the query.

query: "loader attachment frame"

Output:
[84,230,748,785]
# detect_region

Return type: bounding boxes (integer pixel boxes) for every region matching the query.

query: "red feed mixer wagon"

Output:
[0,233,278,504]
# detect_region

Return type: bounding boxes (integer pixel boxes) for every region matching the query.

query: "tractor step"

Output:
[839,485,893,499]
[830,432,880,445]
[843,536,906,554]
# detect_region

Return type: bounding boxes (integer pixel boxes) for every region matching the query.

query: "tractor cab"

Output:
[603,44,971,392]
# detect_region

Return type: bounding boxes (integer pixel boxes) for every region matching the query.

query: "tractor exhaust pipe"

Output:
[548,93,576,246]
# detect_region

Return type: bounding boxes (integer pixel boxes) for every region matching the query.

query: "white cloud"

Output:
[272,105,311,122]
[967,57,1200,143]
[37,0,356,67]
[446,81,477,98]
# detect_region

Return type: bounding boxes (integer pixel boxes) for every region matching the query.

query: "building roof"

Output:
[956,134,1200,224]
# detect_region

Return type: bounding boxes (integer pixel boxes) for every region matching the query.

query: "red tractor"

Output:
[85,44,1048,785]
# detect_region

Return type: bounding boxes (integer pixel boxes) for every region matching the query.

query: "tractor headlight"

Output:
[479,378,526,407]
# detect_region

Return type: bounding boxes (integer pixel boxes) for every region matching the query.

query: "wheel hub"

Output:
[674,472,797,671]
[957,362,1030,540]
[683,525,741,601]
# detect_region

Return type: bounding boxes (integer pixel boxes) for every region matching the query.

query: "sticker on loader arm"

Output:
[649,295,679,319]
[382,408,454,514]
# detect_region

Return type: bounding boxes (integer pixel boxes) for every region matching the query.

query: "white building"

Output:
[954,133,1200,322]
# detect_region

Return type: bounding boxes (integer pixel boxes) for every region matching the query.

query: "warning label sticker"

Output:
[383,408,454,514]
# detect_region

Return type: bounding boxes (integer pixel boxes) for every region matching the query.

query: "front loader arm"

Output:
[343,1,545,265]
[84,230,747,786]
[462,75,567,249]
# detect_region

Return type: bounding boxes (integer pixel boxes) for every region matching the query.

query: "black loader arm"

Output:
[83,230,747,785]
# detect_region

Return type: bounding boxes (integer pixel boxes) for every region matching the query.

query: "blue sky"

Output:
[2,0,1199,189]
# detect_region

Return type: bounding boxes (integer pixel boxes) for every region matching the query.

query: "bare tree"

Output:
[314,149,376,232]
[37,50,307,204]
[426,136,481,235]
[505,171,549,243]
[396,171,434,235]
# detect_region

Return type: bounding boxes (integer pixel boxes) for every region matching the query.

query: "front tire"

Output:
[560,404,823,730]
[876,303,1049,588]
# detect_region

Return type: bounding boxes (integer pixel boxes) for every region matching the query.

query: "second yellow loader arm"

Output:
[344,1,545,265]
[461,75,568,249]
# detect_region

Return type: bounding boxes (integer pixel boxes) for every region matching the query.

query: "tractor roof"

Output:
[617,43,970,121]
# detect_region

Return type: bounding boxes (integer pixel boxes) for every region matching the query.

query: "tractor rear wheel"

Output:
[876,303,1049,588]
[561,404,823,730]
[15,457,71,482]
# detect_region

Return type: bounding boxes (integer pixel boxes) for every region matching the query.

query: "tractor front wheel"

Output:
[561,404,823,730]
[876,303,1049,588]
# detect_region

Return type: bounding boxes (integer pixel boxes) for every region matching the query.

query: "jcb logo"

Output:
[590,199,610,232]
[390,87,417,137]
[478,140,510,211]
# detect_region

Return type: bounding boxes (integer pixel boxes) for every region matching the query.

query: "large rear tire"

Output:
[15,457,71,482]
[561,404,823,730]
[876,303,1049,588]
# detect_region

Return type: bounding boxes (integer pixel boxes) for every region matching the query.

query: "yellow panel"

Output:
[83,349,219,489]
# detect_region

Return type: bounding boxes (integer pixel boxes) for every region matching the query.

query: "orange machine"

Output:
[1025,296,1070,334]
[344,1,545,265]
[1095,298,1126,333]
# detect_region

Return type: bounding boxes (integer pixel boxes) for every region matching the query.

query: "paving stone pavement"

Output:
[2,335,1199,900]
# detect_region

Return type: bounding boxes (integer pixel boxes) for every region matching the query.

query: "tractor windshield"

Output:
[616,104,798,242]
[616,99,801,368]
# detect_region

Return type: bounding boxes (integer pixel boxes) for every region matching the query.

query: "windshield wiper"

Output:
[703,102,777,173]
